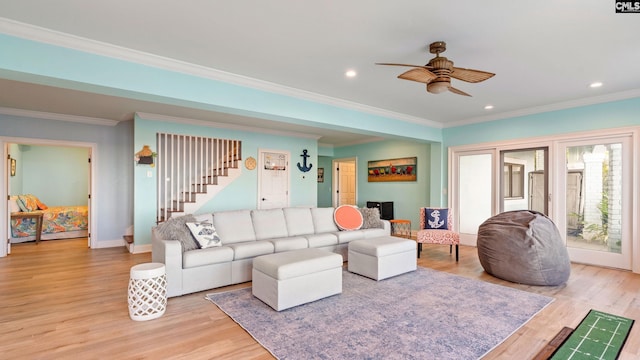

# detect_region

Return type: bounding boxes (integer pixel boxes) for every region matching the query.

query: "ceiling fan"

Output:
[376,41,495,97]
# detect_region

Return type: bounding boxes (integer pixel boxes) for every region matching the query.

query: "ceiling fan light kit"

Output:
[377,41,495,97]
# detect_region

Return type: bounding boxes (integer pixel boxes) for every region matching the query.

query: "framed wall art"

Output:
[317,168,324,183]
[367,157,416,182]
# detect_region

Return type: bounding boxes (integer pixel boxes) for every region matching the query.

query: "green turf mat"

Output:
[551,309,634,360]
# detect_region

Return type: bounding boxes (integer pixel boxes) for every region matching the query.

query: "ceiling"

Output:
[1,1,639,146]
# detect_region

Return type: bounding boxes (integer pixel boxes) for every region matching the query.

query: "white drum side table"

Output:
[128,262,167,321]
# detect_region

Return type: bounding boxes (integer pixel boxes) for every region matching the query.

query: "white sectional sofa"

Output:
[152,207,390,297]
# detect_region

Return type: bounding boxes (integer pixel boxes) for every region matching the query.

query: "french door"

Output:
[451,129,636,271]
[453,150,495,246]
[555,135,632,269]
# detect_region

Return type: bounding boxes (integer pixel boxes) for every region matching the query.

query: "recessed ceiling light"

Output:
[484,105,494,110]
[589,82,603,88]
[345,70,357,78]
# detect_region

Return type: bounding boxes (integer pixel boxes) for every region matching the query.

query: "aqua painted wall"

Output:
[133,115,319,245]
[443,98,640,147]
[317,156,333,207]
[8,143,22,194]
[12,145,88,206]
[334,140,430,231]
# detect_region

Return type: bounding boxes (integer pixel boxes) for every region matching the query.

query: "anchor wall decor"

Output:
[296,149,313,172]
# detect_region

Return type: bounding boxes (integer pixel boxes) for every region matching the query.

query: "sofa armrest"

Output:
[151,227,184,297]
[381,219,391,235]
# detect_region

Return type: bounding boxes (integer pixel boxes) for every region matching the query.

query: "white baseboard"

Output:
[93,238,151,254]
[92,238,126,248]
[128,243,152,254]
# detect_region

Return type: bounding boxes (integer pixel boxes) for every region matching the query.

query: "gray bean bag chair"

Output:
[477,210,570,286]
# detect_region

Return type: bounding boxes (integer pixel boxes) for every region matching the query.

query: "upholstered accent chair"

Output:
[416,207,460,261]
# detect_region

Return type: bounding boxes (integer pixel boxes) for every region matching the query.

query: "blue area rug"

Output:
[207,267,553,359]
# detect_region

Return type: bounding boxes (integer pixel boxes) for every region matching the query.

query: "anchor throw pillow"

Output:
[424,208,449,230]
[186,221,222,248]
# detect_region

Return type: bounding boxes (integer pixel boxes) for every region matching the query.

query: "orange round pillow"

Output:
[334,205,363,231]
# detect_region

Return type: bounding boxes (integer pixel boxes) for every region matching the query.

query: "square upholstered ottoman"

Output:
[252,248,343,311]
[348,236,417,280]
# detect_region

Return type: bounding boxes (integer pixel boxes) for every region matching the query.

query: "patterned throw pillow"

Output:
[17,194,39,212]
[424,208,449,230]
[35,197,48,210]
[186,221,222,248]
[359,207,383,229]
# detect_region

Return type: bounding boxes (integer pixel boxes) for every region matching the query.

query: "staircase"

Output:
[156,133,242,222]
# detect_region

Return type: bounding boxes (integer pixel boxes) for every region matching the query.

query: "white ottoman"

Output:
[252,248,343,311]
[128,263,167,321]
[348,236,417,280]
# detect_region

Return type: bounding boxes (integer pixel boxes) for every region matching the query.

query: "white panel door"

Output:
[258,150,290,209]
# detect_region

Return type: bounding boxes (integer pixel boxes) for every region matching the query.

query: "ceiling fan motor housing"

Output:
[427,78,450,94]
[426,56,454,93]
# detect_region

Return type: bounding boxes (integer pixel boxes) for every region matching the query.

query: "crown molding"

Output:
[0,106,119,126]
[135,112,322,140]
[0,17,440,129]
[445,89,640,128]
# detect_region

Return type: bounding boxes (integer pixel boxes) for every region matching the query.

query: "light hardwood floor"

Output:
[1,239,639,359]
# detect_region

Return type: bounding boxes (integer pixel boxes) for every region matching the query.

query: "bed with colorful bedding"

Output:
[9,194,88,243]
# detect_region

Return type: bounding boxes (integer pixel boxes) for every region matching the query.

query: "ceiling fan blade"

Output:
[448,86,472,97]
[397,68,437,84]
[450,67,495,83]
[376,62,434,69]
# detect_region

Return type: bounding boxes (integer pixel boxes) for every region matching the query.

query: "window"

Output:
[503,163,524,199]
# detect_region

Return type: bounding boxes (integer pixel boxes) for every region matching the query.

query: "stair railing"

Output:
[156,132,241,222]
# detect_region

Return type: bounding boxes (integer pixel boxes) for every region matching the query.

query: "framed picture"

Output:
[10,158,16,177]
[367,157,417,182]
[317,168,324,183]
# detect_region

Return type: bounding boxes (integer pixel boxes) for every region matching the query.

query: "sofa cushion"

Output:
[252,208,289,240]
[270,236,309,252]
[283,207,315,236]
[213,210,256,244]
[182,246,234,269]
[311,207,339,233]
[363,228,388,238]
[155,214,199,252]
[228,240,274,260]
[305,233,338,248]
[334,230,366,244]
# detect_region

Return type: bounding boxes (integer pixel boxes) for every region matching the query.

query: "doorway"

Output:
[332,158,357,206]
[500,147,549,215]
[2,137,96,257]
